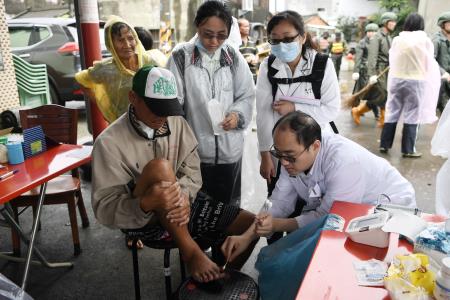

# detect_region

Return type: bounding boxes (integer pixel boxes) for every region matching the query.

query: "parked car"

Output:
[7,18,109,106]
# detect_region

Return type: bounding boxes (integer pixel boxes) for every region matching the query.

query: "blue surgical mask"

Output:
[270,41,301,63]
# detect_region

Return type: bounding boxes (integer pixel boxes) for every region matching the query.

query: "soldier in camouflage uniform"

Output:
[351,23,379,125]
[365,12,397,128]
[432,11,450,113]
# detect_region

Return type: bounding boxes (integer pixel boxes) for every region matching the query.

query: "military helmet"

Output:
[380,12,397,25]
[437,12,450,27]
[365,23,379,32]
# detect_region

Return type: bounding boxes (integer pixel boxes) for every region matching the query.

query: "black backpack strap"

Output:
[267,54,278,102]
[308,53,328,99]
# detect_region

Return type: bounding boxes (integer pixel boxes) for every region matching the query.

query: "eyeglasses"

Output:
[199,31,228,41]
[269,144,310,164]
[268,33,300,45]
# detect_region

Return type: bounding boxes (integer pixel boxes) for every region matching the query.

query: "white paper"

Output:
[278,95,321,107]
[381,212,427,243]
[65,146,92,159]
[208,99,226,135]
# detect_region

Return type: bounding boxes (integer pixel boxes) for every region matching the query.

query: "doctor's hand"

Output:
[260,153,275,182]
[221,112,239,131]
[352,73,360,81]
[254,212,274,237]
[272,100,295,116]
[221,235,253,263]
[369,75,378,85]
[166,192,190,226]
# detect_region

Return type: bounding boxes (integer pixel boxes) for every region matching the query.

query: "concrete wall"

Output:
[418,0,450,36]
[287,0,379,25]
[0,0,20,112]
[98,0,160,29]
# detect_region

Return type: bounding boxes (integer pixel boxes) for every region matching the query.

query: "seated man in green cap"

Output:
[91,65,256,282]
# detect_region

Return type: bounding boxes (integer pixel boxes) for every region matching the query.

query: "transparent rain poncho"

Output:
[387,30,441,124]
[432,102,450,216]
[75,16,165,123]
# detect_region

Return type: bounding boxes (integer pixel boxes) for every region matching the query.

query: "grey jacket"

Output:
[168,40,255,164]
[432,30,450,75]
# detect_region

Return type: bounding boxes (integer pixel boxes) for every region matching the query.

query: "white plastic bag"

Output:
[431,102,450,216]
[431,101,450,158]
[208,98,226,135]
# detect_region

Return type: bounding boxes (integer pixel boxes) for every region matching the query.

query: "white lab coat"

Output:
[269,132,416,228]
[256,48,341,152]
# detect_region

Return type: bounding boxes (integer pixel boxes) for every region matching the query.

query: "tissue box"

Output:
[22,126,46,159]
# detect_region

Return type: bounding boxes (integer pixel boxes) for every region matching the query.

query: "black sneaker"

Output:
[402,152,422,158]
[379,147,388,153]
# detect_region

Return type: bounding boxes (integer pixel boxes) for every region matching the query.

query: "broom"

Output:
[345,67,390,109]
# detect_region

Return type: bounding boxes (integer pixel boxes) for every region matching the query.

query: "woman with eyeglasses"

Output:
[256,11,340,196]
[168,1,255,207]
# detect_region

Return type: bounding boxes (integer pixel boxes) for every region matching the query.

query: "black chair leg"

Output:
[132,239,141,300]
[179,251,186,281]
[164,248,172,300]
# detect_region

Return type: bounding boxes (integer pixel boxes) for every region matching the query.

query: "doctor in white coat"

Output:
[221,111,416,258]
[256,11,340,194]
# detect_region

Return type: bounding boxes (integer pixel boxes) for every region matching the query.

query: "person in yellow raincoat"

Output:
[76,15,164,123]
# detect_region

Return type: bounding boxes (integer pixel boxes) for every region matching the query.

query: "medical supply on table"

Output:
[0,169,19,181]
[375,203,422,217]
[385,253,435,298]
[345,211,390,248]
[414,222,450,266]
[0,136,8,163]
[6,142,24,165]
[353,259,388,286]
[323,213,345,231]
[434,257,450,300]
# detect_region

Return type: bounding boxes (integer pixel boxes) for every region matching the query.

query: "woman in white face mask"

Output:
[256,10,340,205]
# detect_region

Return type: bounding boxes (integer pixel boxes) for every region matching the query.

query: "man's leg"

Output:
[134,159,222,282]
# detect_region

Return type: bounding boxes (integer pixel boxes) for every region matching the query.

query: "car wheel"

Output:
[49,84,62,105]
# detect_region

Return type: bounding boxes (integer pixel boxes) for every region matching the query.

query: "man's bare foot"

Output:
[185,250,224,282]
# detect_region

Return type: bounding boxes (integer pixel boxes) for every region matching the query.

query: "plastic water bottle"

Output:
[434,257,450,300]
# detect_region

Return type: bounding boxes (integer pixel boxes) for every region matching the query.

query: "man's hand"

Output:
[352,73,360,81]
[272,100,295,116]
[166,193,190,226]
[221,235,253,263]
[369,75,378,85]
[139,181,181,213]
[221,112,239,131]
[260,153,275,182]
[254,212,274,237]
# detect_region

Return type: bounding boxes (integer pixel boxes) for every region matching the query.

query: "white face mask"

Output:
[270,41,301,63]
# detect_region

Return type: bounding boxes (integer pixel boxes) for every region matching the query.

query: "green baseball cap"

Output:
[132,65,184,117]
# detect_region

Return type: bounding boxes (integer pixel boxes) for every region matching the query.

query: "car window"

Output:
[9,26,51,48]
[9,27,33,48]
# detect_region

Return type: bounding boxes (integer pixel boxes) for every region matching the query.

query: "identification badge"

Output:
[309,183,321,198]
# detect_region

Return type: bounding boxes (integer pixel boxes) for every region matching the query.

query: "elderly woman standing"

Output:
[76,16,163,123]
[168,1,254,207]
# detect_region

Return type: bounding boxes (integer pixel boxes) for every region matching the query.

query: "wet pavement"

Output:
[0,69,445,299]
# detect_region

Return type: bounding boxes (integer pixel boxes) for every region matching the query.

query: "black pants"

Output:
[380,122,418,154]
[200,159,242,207]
